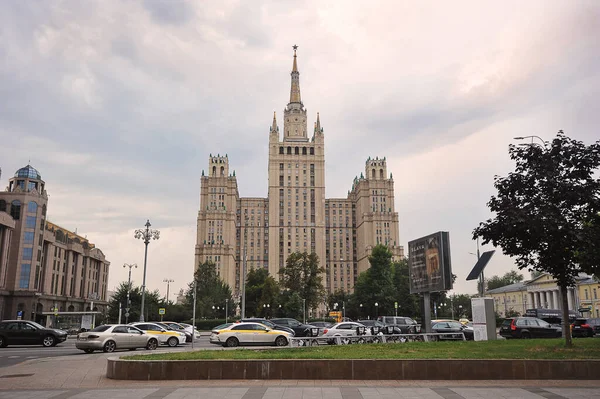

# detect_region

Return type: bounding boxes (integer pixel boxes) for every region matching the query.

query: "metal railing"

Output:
[289,332,465,347]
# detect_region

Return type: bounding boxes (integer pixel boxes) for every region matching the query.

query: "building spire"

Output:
[271,111,278,132]
[289,45,301,104]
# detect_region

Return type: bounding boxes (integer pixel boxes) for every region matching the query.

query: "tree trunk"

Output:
[560,284,573,348]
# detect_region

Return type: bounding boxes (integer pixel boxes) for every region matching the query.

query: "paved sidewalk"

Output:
[0,352,598,396]
[0,386,599,399]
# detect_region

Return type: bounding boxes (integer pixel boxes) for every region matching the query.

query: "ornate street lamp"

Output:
[135,220,160,322]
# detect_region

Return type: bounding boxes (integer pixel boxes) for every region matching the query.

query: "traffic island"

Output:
[106,358,600,380]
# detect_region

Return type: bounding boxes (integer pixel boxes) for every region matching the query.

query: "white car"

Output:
[179,322,201,339]
[210,322,291,347]
[129,322,186,347]
[322,322,371,344]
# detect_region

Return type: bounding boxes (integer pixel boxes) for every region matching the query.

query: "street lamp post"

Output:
[225,299,228,324]
[263,303,270,318]
[458,305,463,318]
[134,220,160,322]
[469,237,483,297]
[359,303,363,318]
[375,302,379,319]
[302,299,306,324]
[163,278,174,304]
[123,263,137,324]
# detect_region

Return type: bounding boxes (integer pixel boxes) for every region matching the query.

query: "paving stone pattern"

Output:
[1,387,599,399]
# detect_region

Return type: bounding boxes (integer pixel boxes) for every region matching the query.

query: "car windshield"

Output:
[26,321,45,329]
[155,322,172,330]
[213,323,233,330]
[90,325,111,332]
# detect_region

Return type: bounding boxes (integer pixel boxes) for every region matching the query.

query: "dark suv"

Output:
[571,318,597,338]
[0,320,68,347]
[377,316,421,333]
[270,318,317,337]
[499,317,562,339]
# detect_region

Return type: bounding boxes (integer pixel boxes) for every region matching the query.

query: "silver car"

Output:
[322,322,371,344]
[76,324,159,353]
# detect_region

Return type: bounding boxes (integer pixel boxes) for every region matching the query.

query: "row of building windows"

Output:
[279,146,315,155]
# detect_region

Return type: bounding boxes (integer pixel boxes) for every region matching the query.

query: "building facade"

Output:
[487,272,594,318]
[0,165,110,327]
[195,48,403,297]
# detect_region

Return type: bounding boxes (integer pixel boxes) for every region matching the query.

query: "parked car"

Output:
[377,316,421,333]
[240,318,295,336]
[76,324,159,353]
[585,318,600,336]
[154,322,193,343]
[179,323,202,339]
[270,318,317,337]
[209,322,291,347]
[322,322,370,344]
[0,320,68,348]
[357,320,390,335]
[430,321,473,340]
[571,318,596,338]
[309,321,334,336]
[129,322,186,347]
[499,317,562,339]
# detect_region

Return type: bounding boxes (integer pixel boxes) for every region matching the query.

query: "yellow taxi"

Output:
[210,322,291,347]
[130,322,186,347]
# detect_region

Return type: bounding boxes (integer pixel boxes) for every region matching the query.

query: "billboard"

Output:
[408,231,453,294]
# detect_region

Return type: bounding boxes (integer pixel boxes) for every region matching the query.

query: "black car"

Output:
[430,321,473,340]
[571,318,596,338]
[270,318,317,337]
[499,317,562,339]
[0,320,68,347]
[377,316,421,334]
[240,318,295,336]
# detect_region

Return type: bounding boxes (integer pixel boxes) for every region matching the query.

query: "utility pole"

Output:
[241,216,248,319]
[163,278,174,304]
[477,237,483,297]
[191,280,197,349]
[123,263,137,324]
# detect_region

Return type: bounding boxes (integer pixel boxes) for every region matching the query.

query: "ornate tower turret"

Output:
[283,45,308,142]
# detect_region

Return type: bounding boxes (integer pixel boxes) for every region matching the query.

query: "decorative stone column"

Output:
[567,289,573,310]
[528,292,534,310]
[552,290,559,309]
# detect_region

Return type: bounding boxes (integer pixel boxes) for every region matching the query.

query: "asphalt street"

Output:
[0,336,214,368]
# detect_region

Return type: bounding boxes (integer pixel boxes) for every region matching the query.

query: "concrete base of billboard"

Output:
[107,358,600,380]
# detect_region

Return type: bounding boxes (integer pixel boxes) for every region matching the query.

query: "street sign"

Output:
[17,310,23,320]
[158,308,166,315]
[394,302,398,309]
[125,312,130,318]
[53,307,58,316]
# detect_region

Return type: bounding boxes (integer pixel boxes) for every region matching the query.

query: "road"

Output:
[0,336,214,368]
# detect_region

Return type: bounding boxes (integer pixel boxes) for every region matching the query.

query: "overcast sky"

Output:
[1,1,599,300]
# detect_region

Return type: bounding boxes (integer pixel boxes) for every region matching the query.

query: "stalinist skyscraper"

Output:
[195,47,403,298]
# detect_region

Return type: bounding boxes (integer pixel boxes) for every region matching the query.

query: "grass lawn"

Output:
[127,338,600,361]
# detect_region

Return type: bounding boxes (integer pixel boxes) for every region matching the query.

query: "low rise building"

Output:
[0,165,110,329]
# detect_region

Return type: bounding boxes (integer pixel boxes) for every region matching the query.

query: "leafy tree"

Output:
[244,268,269,317]
[107,282,165,323]
[186,261,236,319]
[486,270,525,290]
[279,252,325,312]
[391,259,420,317]
[353,245,397,318]
[473,131,600,347]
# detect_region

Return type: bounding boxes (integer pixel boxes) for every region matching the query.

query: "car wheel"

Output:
[0,336,6,348]
[275,336,288,346]
[225,337,239,348]
[103,340,116,353]
[42,335,56,347]
[167,337,178,347]
[146,338,158,350]
[521,332,531,339]
[83,349,94,354]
